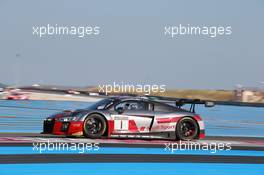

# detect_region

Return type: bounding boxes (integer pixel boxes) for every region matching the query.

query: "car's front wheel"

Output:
[176,117,199,141]
[83,114,107,139]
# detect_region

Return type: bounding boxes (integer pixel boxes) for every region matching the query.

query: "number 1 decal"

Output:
[113,115,129,130]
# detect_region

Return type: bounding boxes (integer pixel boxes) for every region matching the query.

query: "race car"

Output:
[43,96,214,140]
[6,92,29,100]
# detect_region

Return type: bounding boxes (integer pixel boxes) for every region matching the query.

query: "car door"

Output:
[111,100,154,134]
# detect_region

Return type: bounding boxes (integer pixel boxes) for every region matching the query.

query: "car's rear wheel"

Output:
[176,117,199,141]
[83,114,107,139]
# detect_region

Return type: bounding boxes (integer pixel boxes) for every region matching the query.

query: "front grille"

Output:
[43,119,55,133]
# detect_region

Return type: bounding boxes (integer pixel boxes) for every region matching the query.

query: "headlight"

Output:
[57,111,84,122]
[58,116,79,122]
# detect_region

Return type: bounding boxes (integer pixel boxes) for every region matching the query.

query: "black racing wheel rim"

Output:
[177,118,198,140]
[85,117,104,135]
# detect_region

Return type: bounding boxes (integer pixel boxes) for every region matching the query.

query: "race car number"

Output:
[113,116,129,130]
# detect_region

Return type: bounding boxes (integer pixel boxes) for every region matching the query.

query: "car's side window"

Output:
[148,103,154,111]
[115,101,147,111]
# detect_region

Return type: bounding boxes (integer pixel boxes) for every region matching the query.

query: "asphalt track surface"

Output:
[0,133,264,164]
[1,154,264,164]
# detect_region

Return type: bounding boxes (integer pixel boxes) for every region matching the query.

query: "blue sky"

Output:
[0,0,263,89]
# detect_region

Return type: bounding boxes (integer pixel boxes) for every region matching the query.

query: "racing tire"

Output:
[83,114,107,139]
[176,117,199,141]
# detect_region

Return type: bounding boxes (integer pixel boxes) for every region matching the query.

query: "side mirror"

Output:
[116,107,125,114]
[205,101,215,107]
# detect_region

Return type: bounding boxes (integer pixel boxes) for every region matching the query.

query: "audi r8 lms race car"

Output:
[43,96,214,140]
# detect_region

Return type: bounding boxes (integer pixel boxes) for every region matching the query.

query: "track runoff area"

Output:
[0,134,264,175]
[0,133,264,162]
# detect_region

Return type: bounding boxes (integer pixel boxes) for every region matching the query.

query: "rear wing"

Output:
[174,98,214,112]
[145,95,215,113]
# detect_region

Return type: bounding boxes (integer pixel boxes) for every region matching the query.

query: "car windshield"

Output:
[86,98,114,110]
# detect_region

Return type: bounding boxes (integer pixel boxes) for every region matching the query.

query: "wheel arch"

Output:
[176,115,200,140]
[83,112,109,136]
